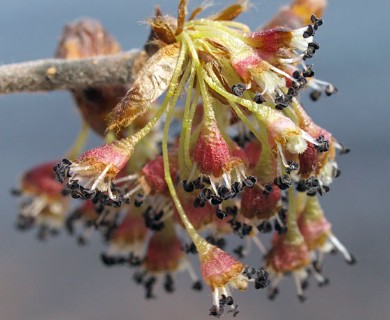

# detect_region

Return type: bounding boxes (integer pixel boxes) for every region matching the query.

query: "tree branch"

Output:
[0,49,148,95]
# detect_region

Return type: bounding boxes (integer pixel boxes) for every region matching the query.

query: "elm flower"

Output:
[133,218,202,298]
[265,188,311,301]
[101,205,148,266]
[199,241,269,317]
[13,161,70,239]
[183,120,256,213]
[54,138,136,204]
[298,195,356,272]
[65,200,99,245]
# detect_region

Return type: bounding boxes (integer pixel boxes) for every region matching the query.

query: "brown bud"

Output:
[56,19,129,136]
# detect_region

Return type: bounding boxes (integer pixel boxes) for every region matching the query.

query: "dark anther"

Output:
[302,65,315,78]
[315,135,330,152]
[219,294,228,306]
[243,266,256,279]
[145,276,156,289]
[216,208,227,220]
[210,195,222,206]
[311,15,323,30]
[346,254,357,265]
[200,188,212,200]
[310,90,322,101]
[241,223,253,236]
[143,208,165,231]
[67,180,79,190]
[226,296,234,306]
[287,87,298,97]
[303,24,314,38]
[274,220,288,235]
[318,185,330,196]
[77,235,87,246]
[193,196,206,208]
[242,176,257,189]
[101,253,116,266]
[255,269,269,289]
[286,160,299,174]
[275,103,288,111]
[232,83,246,97]
[209,305,223,317]
[164,274,175,293]
[62,158,72,165]
[225,206,238,217]
[292,70,301,79]
[202,176,211,184]
[296,180,308,192]
[325,84,338,96]
[233,245,245,258]
[254,92,266,104]
[274,175,292,190]
[268,288,279,300]
[338,143,350,155]
[10,188,21,196]
[128,253,142,266]
[298,76,308,87]
[16,215,34,231]
[182,242,197,254]
[218,185,232,200]
[318,278,330,287]
[182,180,194,192]
[231,181,242,194]
[278,208,287,223]
[263,183,273,195]
[301,279,309,290]
[206,235,226,249]
[193,177,205,190]
[292,80,301,90]
[133,271,145,284]
[306,176,320,188]
[230,306,239,317]
[257,221,272,233]
[309,41,320,50]
[134,193,144,207]
[192,280,203,291]
[216,237,226,249]
[53,159,72,183]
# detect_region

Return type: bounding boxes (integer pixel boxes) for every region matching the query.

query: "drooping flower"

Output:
[54,139,135,204]
[133,218,202,298]
[13,161,70,240]
[101,205,148,266]
[198,241,269,317]
[298,195,356,270]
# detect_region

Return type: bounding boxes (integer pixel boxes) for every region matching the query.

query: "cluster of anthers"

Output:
[12,0,355,317]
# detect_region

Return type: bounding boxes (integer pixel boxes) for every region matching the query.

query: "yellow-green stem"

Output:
[65,121,89,159]
[285,187,304,245]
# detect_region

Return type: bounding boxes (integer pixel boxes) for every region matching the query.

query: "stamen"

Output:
[90,164,112,191]
[328,234,356,264]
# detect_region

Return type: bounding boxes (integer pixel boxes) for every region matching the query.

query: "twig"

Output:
[0,49,148,94]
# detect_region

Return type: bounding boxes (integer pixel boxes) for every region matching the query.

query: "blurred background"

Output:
[0,0,389,319]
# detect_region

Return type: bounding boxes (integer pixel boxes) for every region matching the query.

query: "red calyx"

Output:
[241,184,281,220]
[192,124,231,178]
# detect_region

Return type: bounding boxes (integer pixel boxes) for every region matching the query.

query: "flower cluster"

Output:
[12,0,355,317]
